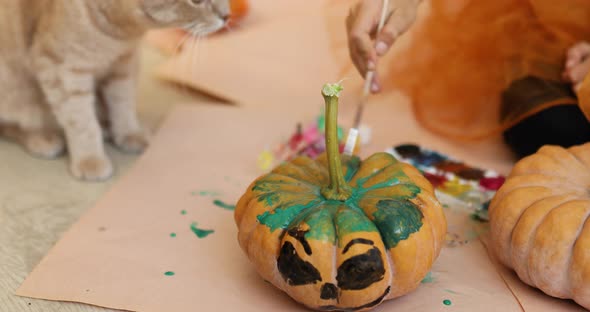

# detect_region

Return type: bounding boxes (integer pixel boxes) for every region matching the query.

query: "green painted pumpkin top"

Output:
[253,152,424,249]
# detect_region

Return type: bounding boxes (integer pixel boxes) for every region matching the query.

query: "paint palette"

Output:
[387,143,506,222]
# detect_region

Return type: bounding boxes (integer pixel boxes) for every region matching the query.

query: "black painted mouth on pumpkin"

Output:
[319,286,391,312]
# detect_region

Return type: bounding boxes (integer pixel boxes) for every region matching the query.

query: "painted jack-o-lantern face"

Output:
[235,83,446,311]
[278,228,390,311]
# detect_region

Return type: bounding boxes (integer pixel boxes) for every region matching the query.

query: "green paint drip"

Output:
[164,271,175,276]
[421,272,435,284]
[181,210,187,215]
[213,199,235,211]
[443,299,452,306]
[199,191,222,197]
[170,233,177,238]
[374,199,424,249]
[190,222,214,238]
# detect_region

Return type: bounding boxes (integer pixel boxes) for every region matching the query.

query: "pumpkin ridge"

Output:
[271,164,324,186]
[491,185,558,216]
[351,162,400,189]
[490,186,552,266]
[253,173,319,190]
[508,172,588,189]
[566,149,590,172]
[569,214,590,308]
[494,187,556,265]
[412,194,441,256]
[333,203,380,246]
[263,165,324,185]
[412,193,445,256]
[343,156,362,182]
[257,199,324,233]
[508,194,578,284]
[360,184,423,200]
[291,157,331,184]
[525,199,589,290]
[538,146,590,173]
[565,208,590,295]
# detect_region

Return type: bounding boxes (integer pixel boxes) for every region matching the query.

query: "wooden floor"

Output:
[0,44,211,312]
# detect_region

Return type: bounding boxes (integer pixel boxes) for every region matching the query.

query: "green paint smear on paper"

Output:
[181,210,187,215]
[196,191,222,197]
[170,233,177,238]
[164,271,175,276]
[190,222,214,238]
[421,272,435,284]
[443,299,452,306]
[213,199,235,211]
[444,289,459,294]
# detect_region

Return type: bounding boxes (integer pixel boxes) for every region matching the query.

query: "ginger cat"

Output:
[0,0,229,181]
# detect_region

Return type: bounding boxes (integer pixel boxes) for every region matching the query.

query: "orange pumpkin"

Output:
[228,0,249,26]
[489,144,590,309]
[235,83,447,311]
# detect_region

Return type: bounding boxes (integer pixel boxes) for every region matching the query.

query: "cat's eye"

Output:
[189,0,205,6]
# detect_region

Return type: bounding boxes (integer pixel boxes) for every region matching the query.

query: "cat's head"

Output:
[139,0,230,35]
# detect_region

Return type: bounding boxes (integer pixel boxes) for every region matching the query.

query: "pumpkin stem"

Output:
[320,82,352,201]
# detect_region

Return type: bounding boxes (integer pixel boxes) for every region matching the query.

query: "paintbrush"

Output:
[343,0,390,156]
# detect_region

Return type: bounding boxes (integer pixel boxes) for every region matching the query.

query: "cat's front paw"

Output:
[114,131,150,154]
[70,155,114,182]
[25,131,65,159]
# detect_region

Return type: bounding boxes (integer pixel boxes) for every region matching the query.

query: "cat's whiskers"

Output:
[186,24,207,81]
[171,22,206,96]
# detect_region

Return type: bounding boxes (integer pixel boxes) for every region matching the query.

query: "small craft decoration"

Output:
[489,144,590,310]
[235,82,447,311]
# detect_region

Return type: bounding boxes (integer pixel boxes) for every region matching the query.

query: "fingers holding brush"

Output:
[346,0,422,93]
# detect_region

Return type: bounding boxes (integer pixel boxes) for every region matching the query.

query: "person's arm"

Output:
[346,0,422,93]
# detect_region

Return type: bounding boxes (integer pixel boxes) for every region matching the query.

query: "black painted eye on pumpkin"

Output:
[337,240,385,290]
[277,242,322,286]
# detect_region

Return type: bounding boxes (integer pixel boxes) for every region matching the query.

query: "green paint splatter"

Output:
[421,272,435,284]
[181,210,187,215]
[164,271,175,276]
[197,191,222,197]
[443,299,452,306]
[190,222,214,238]
[170,233,177,238]
[213,199,235,211]
[253,152,423,247]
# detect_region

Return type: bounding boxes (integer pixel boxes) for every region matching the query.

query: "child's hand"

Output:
[346,0,421,93]
[563,41,590,93]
